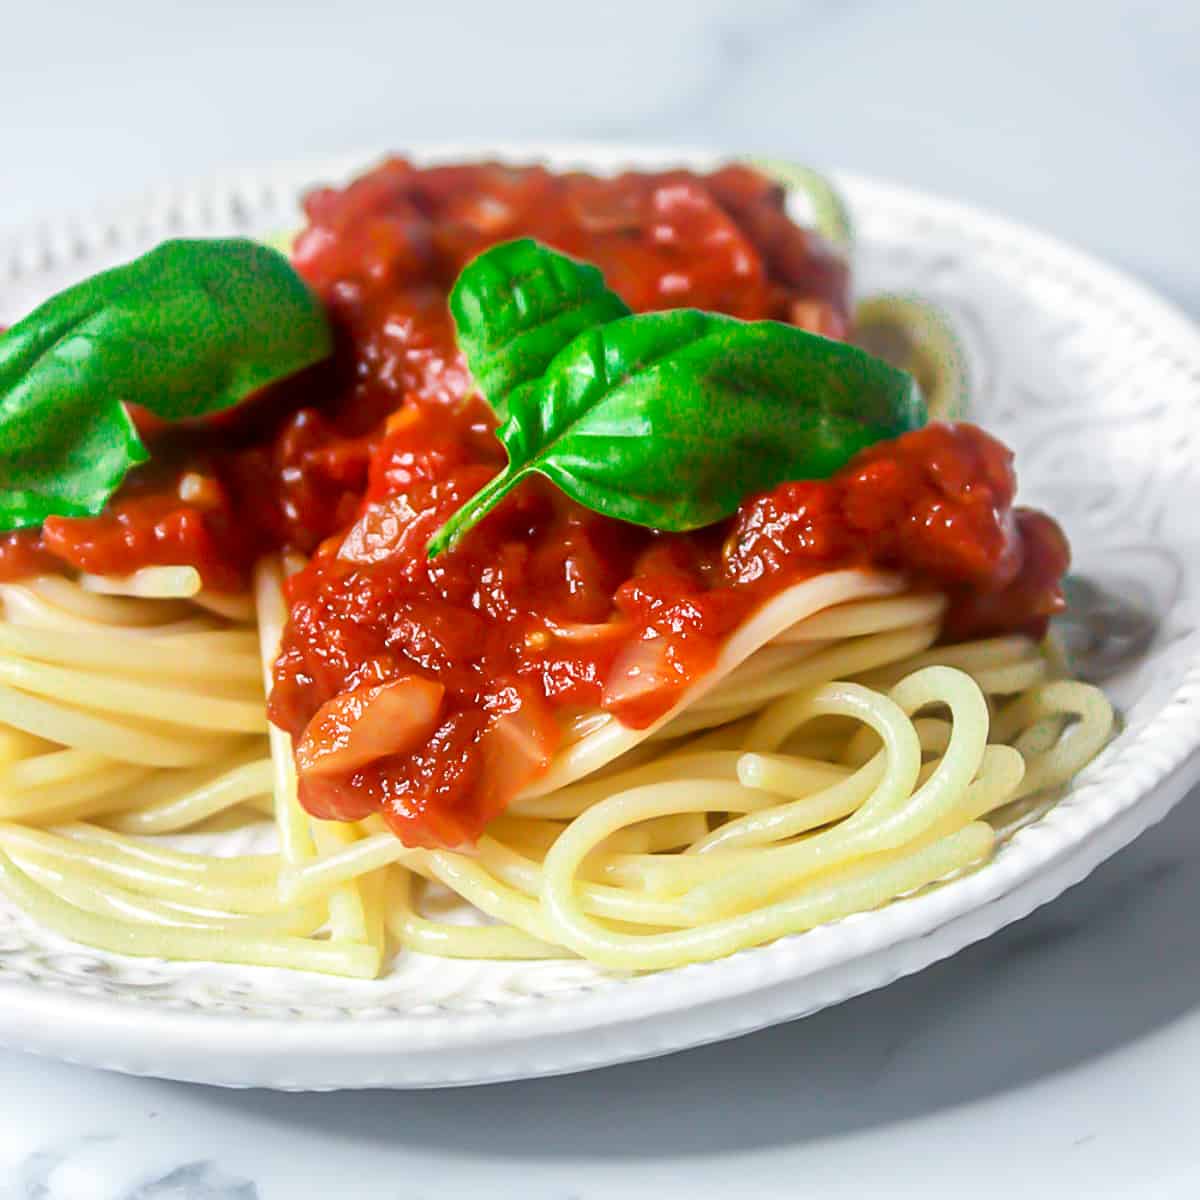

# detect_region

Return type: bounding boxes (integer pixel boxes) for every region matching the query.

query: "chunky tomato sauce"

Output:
[1,159,1069,849]
[0,161,848,588]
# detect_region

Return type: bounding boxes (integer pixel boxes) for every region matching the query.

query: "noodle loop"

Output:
[0,567,1113,975]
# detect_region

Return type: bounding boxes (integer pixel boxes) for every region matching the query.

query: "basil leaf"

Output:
[429,309,925,556]
[0,238,332,531]
[450,238,631,418]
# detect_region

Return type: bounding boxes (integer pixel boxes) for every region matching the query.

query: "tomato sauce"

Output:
[0,161,848,588]
[0,159,1068,849]
[268,413,1065,845]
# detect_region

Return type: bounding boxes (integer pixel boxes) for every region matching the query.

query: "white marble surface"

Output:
[2,0,1200,1194]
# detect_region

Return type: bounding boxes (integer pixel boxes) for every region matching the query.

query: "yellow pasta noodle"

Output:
[0,562,1113,978]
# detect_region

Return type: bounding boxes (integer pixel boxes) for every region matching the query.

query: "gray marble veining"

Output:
[6,1142,258,1200]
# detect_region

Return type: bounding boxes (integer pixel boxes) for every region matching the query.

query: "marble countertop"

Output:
[3,0,1199,1194]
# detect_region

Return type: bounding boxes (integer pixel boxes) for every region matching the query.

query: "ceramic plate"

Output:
[1,145,1198,1090]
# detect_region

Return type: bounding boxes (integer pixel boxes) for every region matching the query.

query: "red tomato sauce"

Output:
[0,160,848,588]
[269,414,1066,846]
[0,159,1068,849]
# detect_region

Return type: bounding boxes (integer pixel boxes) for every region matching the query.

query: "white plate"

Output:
[1,144,1198,1091]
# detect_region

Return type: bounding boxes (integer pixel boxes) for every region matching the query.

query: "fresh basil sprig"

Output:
[450,238,630,419]
[429,255,925,558]
[0,238,332,531]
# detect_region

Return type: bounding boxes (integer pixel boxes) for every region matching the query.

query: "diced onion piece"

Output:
[296,676,445,779]
[79,566,203,599]
[604,636,677,711]
[480,707,559,808]
[338,495,419,565]
[177,472,224,509]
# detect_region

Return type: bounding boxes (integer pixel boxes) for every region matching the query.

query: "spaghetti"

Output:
[0,157,1114,977]
[0,562,1111,975]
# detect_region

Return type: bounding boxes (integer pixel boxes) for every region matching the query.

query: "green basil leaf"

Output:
[0,238,332,531]
[449,238,631,418]
[429,308,925,557]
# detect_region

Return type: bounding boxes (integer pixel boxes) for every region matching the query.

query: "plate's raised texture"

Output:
[1,146,1198,1089]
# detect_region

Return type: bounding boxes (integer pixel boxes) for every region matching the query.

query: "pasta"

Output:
[0,563,1112,975]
